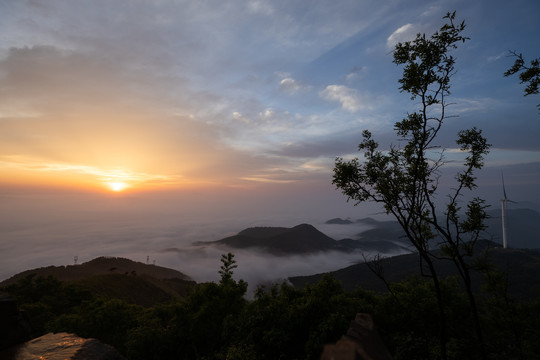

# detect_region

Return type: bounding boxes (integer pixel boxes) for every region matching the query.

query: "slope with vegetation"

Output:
[290,241,540,299]
[2,252,540,359]
[0,257,195,306]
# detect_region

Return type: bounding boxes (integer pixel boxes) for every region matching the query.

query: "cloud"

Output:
[485,149,540,167]
[0,155,177,186]
[386,23,419,49]
[487,52,506,62]
[300,157,334,172]
[320,85,370,112]
[420,5,441,18]
[0,45,280,188]
[451,97,500,113]
[232,111,250,124]
[1,1,538,202]
[279,78,302,93]
[247,0,275,16]
[275,72,311,94]
[345,66,368,82]
[240,176,296,184]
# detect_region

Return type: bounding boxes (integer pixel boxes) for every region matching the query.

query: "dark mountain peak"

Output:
[325,218,354,225]
[237,226,289,239]
[291,223,321,233]
[205,224,338,255]
[325,217,391,226]
[199,222,411,256]
[85,256,139,268]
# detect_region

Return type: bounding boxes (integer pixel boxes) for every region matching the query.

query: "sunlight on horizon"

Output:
[0,155,185,192]
[106,181,129,192]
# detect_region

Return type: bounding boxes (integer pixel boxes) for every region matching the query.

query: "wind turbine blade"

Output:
[508,199,518,204]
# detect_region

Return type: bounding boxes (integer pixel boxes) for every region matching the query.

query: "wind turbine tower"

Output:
[500,173,516,249]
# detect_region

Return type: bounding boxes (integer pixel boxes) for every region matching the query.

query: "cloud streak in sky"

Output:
[320,85,372,112]
[386,23,419,49]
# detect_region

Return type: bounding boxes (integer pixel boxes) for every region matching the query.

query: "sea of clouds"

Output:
[0,191,403,295]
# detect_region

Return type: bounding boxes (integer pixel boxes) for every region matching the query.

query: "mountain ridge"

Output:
[327,207,540,249]
[196,223,409,255]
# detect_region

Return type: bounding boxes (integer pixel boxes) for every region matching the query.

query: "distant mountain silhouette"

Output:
[196,223,409,255]
[326,218,354,225]
[289,240,540,299]
[329,208,540,250]
[325,217,389,227]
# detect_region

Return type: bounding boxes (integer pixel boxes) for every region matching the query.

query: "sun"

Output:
[106,182,129,192]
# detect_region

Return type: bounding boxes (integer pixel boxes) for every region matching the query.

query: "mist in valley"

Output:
[0,188,396,292]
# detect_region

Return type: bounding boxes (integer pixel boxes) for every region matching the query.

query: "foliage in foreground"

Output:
[333,12,493,360]
[2,256,540,360]
[504,51,540,112]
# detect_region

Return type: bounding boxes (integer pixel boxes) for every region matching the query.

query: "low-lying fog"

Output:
[0,189,404,294]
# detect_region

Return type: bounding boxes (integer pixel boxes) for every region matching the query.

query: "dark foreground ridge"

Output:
[1,243,540,359]
[290,240,540,299]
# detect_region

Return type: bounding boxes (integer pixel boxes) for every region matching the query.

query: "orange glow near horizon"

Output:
[0,155,242,194]
[0,155,180,193]
[106,181,129,192]
[0,150,306,193]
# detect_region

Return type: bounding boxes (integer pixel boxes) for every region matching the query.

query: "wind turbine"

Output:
[500,172,517,249]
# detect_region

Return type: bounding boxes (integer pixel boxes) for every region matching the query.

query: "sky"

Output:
[1,0,539,285]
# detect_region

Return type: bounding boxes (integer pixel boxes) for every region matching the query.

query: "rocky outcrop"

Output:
[0,291,126,359]
[320,313,393,360]
[0,332,126,360]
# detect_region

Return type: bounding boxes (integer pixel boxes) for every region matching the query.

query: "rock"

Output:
[320,313,393,360]
[0,332,126,360]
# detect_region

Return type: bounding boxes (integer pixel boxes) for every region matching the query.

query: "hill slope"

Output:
[0,256,191,285]
[0,257,195,306]
[289,242,540,299]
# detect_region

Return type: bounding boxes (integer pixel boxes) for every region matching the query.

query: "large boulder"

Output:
[0,332,126,360]
[320,313,393,360]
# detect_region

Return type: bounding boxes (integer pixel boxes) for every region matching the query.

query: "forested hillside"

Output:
[290,242,540,298]
[2,253,539,359]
